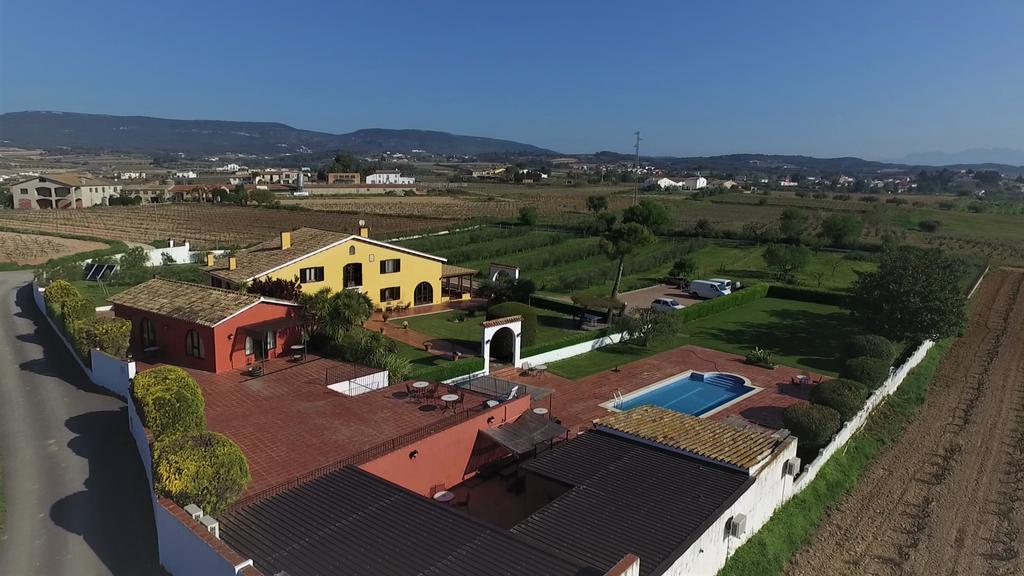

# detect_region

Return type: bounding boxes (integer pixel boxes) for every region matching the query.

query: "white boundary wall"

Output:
[33,281,246,576]
[518,331,627,368]
[327,370,389,395]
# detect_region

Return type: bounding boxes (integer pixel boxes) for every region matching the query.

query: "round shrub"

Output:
[783,403,842,450]
[152,431,250,515]
[840,357,891,389]
[43,279,79,313]
[131,366,203,429]
[845,335,896,362]
[145,386,206,438]
[809,379,869,421]
[486,302,538,352]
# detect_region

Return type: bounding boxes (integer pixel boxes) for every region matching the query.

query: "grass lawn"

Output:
[390,308,583,354]
[548,297,858,379]
[71,280,129,307]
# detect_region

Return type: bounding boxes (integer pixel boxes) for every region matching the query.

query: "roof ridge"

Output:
[148,276,261,300]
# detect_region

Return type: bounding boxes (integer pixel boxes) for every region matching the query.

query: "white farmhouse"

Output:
[679,176,707,190]
[10,173,122,210]
[365,170,415,185]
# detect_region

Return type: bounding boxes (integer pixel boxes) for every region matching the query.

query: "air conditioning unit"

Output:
[727,514,747,538]
[184,503,204,521]
[784,457,802,477]
[200,515,220,539]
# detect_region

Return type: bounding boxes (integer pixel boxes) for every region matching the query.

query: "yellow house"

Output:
[202,225,477,309]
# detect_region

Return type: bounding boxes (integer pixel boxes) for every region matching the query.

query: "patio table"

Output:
[433,490,455,503]
[441,393,460,411]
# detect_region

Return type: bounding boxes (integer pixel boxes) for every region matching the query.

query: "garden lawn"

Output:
[71,280,129,307]
[391,308,582,354]
[548,297,858,379]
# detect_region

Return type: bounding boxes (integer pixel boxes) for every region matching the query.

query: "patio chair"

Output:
[455,491,471,508]
[405,382,419,402]
[429,483,446,497]
[423,382,439,403]
[521,361,533,375]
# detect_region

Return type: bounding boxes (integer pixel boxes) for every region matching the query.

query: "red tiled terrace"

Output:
[138,354,493,497]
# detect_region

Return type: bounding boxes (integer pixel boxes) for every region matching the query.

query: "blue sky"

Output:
[1,0,1022,159]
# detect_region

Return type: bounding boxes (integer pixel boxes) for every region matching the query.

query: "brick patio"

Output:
[138,355,491,496]
[494,345,820,432]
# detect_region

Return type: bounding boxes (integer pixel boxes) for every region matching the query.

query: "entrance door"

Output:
[414,281,434,306]
[253,338,267,361]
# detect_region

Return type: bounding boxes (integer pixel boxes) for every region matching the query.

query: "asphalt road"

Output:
[0,271,164,575]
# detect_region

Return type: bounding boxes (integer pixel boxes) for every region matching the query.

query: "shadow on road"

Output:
[51,410,165,575]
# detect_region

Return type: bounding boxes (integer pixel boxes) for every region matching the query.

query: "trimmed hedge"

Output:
[152,431,250,515]
[145,386,206,438]
[840,357,891,389]
[70,316,131,363]
[809,379,869,421]
[521,328,611,358]
[766,285,850,307]
[409,357,486,382]
[845,335,896,362]
[782,403,842,450]
[43,279,79,320]
[131,366,204,429]
[678,283,770,323]
[529,295,587,317]
[487,302,538,348]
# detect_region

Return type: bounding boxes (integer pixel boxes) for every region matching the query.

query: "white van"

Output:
[708,278,733,291]
[690,279,732,299]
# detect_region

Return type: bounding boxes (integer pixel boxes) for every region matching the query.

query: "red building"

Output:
[109,278,303,373]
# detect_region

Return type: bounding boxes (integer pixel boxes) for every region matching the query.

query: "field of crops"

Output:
[397,227,877,296]
[0,204,445,249]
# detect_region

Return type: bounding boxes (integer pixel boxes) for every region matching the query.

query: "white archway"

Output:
[488,263,520,283]
[481,316,522,375]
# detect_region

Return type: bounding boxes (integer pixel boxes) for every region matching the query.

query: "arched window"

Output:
[140,318,156,348]
[265,330,276,350]
[349,245,356,256]
[244,335,254,356]
[343,263,363,288]
[185,329,205,358]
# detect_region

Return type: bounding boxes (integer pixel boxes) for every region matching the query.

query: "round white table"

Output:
[441,393,460,410]
[533,407,549,416]
[412,381,430,389]
[433,490,455,503]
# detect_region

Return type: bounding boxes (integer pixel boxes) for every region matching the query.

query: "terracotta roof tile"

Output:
[108,278,266,326]
[595,406,785,470]
[481,315,522,328]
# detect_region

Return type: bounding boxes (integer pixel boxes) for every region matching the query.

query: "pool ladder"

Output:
[612,389,624,409]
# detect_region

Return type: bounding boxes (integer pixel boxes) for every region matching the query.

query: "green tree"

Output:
[614,307,680,347]
[622,200,669,233]
[779,207,808,241]
[300,287,373,343]
[820,213,864,247]
[476,275,536,304]
[850,246,967,341]
[668,256,697,279]
[762,243,811,282]
[586,195,609,213]
[518,206,539,226]
[248,275,303,300]
[600,222,655,298]
[250,188,276,206]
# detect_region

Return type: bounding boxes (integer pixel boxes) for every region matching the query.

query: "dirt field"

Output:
[0,230,108,265]
[786,268,1024,576]
[0,204,445,249]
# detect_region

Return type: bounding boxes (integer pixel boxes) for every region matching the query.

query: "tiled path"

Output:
[494,345,819,432]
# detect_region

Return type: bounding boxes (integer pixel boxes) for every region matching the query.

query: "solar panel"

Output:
[82,263,116,281]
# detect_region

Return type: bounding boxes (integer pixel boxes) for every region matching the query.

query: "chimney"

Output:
[228,256,237,271]
[358,219,369,238]
[281,230,292,250]
[205,253,215,267]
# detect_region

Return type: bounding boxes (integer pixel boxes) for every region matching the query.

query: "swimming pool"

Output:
[611,371,757,416]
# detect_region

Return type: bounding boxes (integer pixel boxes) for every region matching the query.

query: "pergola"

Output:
[441,264,477,298]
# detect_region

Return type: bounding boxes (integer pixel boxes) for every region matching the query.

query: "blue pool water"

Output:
[616,372,753,416]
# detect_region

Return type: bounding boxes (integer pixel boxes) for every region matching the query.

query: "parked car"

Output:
[650,298,685,313]
[690,280,732,299]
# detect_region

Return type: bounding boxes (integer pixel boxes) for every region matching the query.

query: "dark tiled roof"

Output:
[219,467,601,576]
[514,432,753,576]
[108,278,282,327]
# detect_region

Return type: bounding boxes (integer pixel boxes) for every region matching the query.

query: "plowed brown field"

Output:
[787,268,1024,576]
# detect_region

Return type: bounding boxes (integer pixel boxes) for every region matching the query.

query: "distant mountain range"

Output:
[0,111,556,156]
[899,148,1024,167]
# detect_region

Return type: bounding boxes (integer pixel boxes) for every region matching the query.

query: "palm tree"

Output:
[300,288,373,343]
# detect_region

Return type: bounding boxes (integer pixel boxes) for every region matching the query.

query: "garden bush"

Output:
[809,379,869,421]
[845,335,896,362]
[60,291,96,328]
[131,366,203,425]
[745,347,775,368]
[486,302,538,348]
[840,356,891,389]
[43,279,79,319]
[144,385,206,438]
[782,403,842,450]
[152,431,250,514]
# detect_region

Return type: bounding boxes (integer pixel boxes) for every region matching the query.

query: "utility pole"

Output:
[633,130,642,205]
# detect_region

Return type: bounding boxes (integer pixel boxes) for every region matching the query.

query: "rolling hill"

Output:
[0,111,557,157]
